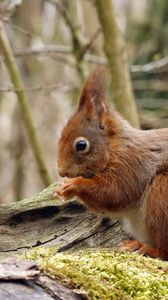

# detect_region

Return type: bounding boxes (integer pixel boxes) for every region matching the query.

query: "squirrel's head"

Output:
[57,67,120,178]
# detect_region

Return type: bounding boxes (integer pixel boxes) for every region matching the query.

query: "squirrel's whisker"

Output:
[85,167,112,186]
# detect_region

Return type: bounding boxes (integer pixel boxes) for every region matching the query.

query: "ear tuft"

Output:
[78,66,107,113]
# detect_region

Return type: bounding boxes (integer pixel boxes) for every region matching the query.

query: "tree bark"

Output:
[0,183,128,298]
[0,183,127,257]
[95,0,140,128]
[0,257,89,299]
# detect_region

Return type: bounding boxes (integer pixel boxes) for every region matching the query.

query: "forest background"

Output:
[0,0,168,204]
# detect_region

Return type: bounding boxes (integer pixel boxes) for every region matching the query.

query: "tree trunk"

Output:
[95,0,140,128]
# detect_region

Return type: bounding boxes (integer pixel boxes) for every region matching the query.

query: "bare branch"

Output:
[14,45,72,57]
[0,84,78,93]
[0,45,75,67]
[1,79,168,95]
[47,0,86,80]
[1,44,168,75]
[47,0,77,39]
[81,28,101,57]
[131,56,168,74]
[85,53,106,65]
[0,15,32,37]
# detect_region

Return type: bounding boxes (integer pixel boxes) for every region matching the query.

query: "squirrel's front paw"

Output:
[54,178,81,200]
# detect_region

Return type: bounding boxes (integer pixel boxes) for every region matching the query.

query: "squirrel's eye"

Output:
[73,137,90,153]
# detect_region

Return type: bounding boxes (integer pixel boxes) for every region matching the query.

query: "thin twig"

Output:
[0,15,32,37]
[47,0,86,80]
[0,46,76,68]
[47,0,77,39]
[0,20,52,186]
[131,56,168,74]
[85,53,106,65]
[14,45,72,57]
[0,84,78,93]
[81,28,101,57]
[1,79,168,94]
[1,43,168,74]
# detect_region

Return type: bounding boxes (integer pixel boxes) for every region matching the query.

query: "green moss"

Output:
[23,247,168,300]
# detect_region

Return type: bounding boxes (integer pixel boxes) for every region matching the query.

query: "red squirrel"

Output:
[56,68,168,260]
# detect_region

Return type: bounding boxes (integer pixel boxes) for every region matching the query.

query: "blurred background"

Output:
[0,0,167,204]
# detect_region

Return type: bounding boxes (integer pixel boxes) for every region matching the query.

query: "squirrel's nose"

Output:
[58,167,69,177]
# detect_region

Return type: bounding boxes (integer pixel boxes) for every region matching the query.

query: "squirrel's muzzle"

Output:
[58,167,70,178]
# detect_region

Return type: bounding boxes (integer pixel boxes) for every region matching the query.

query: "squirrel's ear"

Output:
[77,67,107,129]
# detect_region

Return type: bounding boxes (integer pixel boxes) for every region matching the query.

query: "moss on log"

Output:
[23,247,168,300]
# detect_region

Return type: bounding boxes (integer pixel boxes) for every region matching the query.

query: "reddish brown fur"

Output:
[56,68,168,260]
[145,164,168,259]
[119,240,162,258]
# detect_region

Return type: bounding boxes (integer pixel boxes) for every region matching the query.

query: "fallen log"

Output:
[0,183,127,257]
[0,184,128,299]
